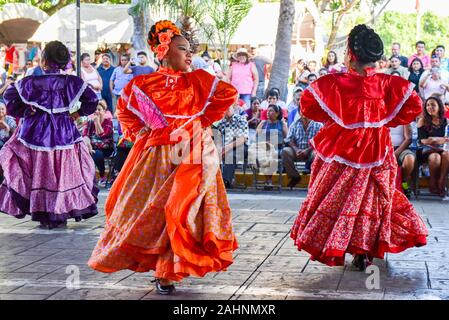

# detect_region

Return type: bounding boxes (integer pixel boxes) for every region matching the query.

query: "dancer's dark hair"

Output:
[42,41,70,70]
[348,24,384,64]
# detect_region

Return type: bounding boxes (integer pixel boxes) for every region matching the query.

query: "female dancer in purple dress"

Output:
[0,41,99,229]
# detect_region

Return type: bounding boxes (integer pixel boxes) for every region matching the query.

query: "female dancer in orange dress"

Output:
[88,21,238,294]
[291,25,428,270]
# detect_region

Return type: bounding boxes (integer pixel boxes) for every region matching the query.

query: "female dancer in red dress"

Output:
[290,25,428,270]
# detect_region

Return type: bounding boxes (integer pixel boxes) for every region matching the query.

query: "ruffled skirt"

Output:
[0,133,98,224]
[290,150,428,266]
[88,133,237,281]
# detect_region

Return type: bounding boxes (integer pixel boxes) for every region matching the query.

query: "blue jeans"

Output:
[92,148,114,177]
[239,94,252,109]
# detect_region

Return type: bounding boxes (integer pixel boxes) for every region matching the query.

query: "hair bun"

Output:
[348,24,384,63]
[42,40,70,70]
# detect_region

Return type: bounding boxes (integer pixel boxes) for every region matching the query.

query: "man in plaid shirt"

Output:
[214,104,249,188]
[281,115,322,188]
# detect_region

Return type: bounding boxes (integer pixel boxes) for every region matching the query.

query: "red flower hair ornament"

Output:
[148,21,180,61]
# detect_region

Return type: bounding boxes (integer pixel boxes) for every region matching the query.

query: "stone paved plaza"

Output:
[0,190,448,300]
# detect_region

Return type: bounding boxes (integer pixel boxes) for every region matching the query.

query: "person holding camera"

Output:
[123,51,154,78]
[420,67,449,102]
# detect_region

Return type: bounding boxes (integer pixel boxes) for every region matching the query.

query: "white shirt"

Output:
[390,125,405,147]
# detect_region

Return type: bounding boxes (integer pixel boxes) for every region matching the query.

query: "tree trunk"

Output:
[267,0,295,101]
[129,0,148,54]
[325,0,360,50]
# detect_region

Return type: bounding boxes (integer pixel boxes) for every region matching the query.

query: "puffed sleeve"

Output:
[77,85,99,116]
[3,84,29,118]
[385,79,422,127]
[116,78,145,142]
[200,80,238,127]
[300,88,332,123]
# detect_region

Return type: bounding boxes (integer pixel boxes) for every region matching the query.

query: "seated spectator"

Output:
[246,97,262,144]
[420,68,449,102]
[408,41,431,69]
[390,70,402,77]
[307,60,318,74]
[306,73,318,86]
[0,101,17,149]
[108,123,134,186]
[391,42,409,68]
[417,97,449,196]
[83,102,114,188]
[386,56,410,79]
[292,59,310,89]
[256,104,288,189]
[324,50,346,74]
[420,55,449,83]
[318,68,329,77]
[390,124,416,198]
[260,88,287,120]
[281,115,322,188]
[375,55,388,73]
[408,57,425,93]
[71,112,88,135]
[214,104,249,188]
[234,99,248,117]
[287,87,303,127]
[432,45,449,72]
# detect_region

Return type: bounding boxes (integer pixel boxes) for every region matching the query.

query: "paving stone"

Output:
[227,254,267,272]
[285,289,384,300]
[142,292,230,300]
[0,294,50,300]
[302,264,345,274]
[46,288,148,300]
[9,285,65,296]
[383,289,449,300]
[249,271,341,291]
[0,190,448,300]
[235,294,287,300]
[259,256,309,272]
[249,223,291,233]
[0,285,21,294]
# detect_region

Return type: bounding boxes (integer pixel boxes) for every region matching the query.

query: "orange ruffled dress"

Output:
[88,67,239,281]
[290,68,428,266]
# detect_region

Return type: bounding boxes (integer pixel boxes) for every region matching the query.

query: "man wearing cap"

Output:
[97,53,116,113]
[227,48,258,108]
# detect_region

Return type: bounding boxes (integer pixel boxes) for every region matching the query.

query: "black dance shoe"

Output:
[352,254,367,271]
[152,278,176,295]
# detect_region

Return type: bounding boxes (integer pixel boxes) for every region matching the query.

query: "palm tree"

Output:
[131,0,209,54]
[129,0,151,53]
[208,0,252,71]
[267,0,295,101]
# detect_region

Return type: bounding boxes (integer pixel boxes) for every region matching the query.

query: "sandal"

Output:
[151,278,176,295]
[352,254,372,271]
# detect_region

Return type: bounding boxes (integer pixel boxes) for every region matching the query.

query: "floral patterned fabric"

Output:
[291,150,428,266]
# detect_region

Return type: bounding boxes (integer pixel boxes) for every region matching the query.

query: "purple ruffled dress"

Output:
[0,71,99,226]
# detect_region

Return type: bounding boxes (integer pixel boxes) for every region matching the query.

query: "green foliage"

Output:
[200,0,252,70]
[0,1,132,14]
[376,11,449,56]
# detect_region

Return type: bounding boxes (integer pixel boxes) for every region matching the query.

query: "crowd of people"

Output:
[0,20,430,295]
[208,40,449,197]
[2,37,449,197]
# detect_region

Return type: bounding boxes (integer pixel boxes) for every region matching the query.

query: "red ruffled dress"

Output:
[290,68,428,266]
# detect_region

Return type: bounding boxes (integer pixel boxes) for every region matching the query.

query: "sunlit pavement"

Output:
[0,189,448,300]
